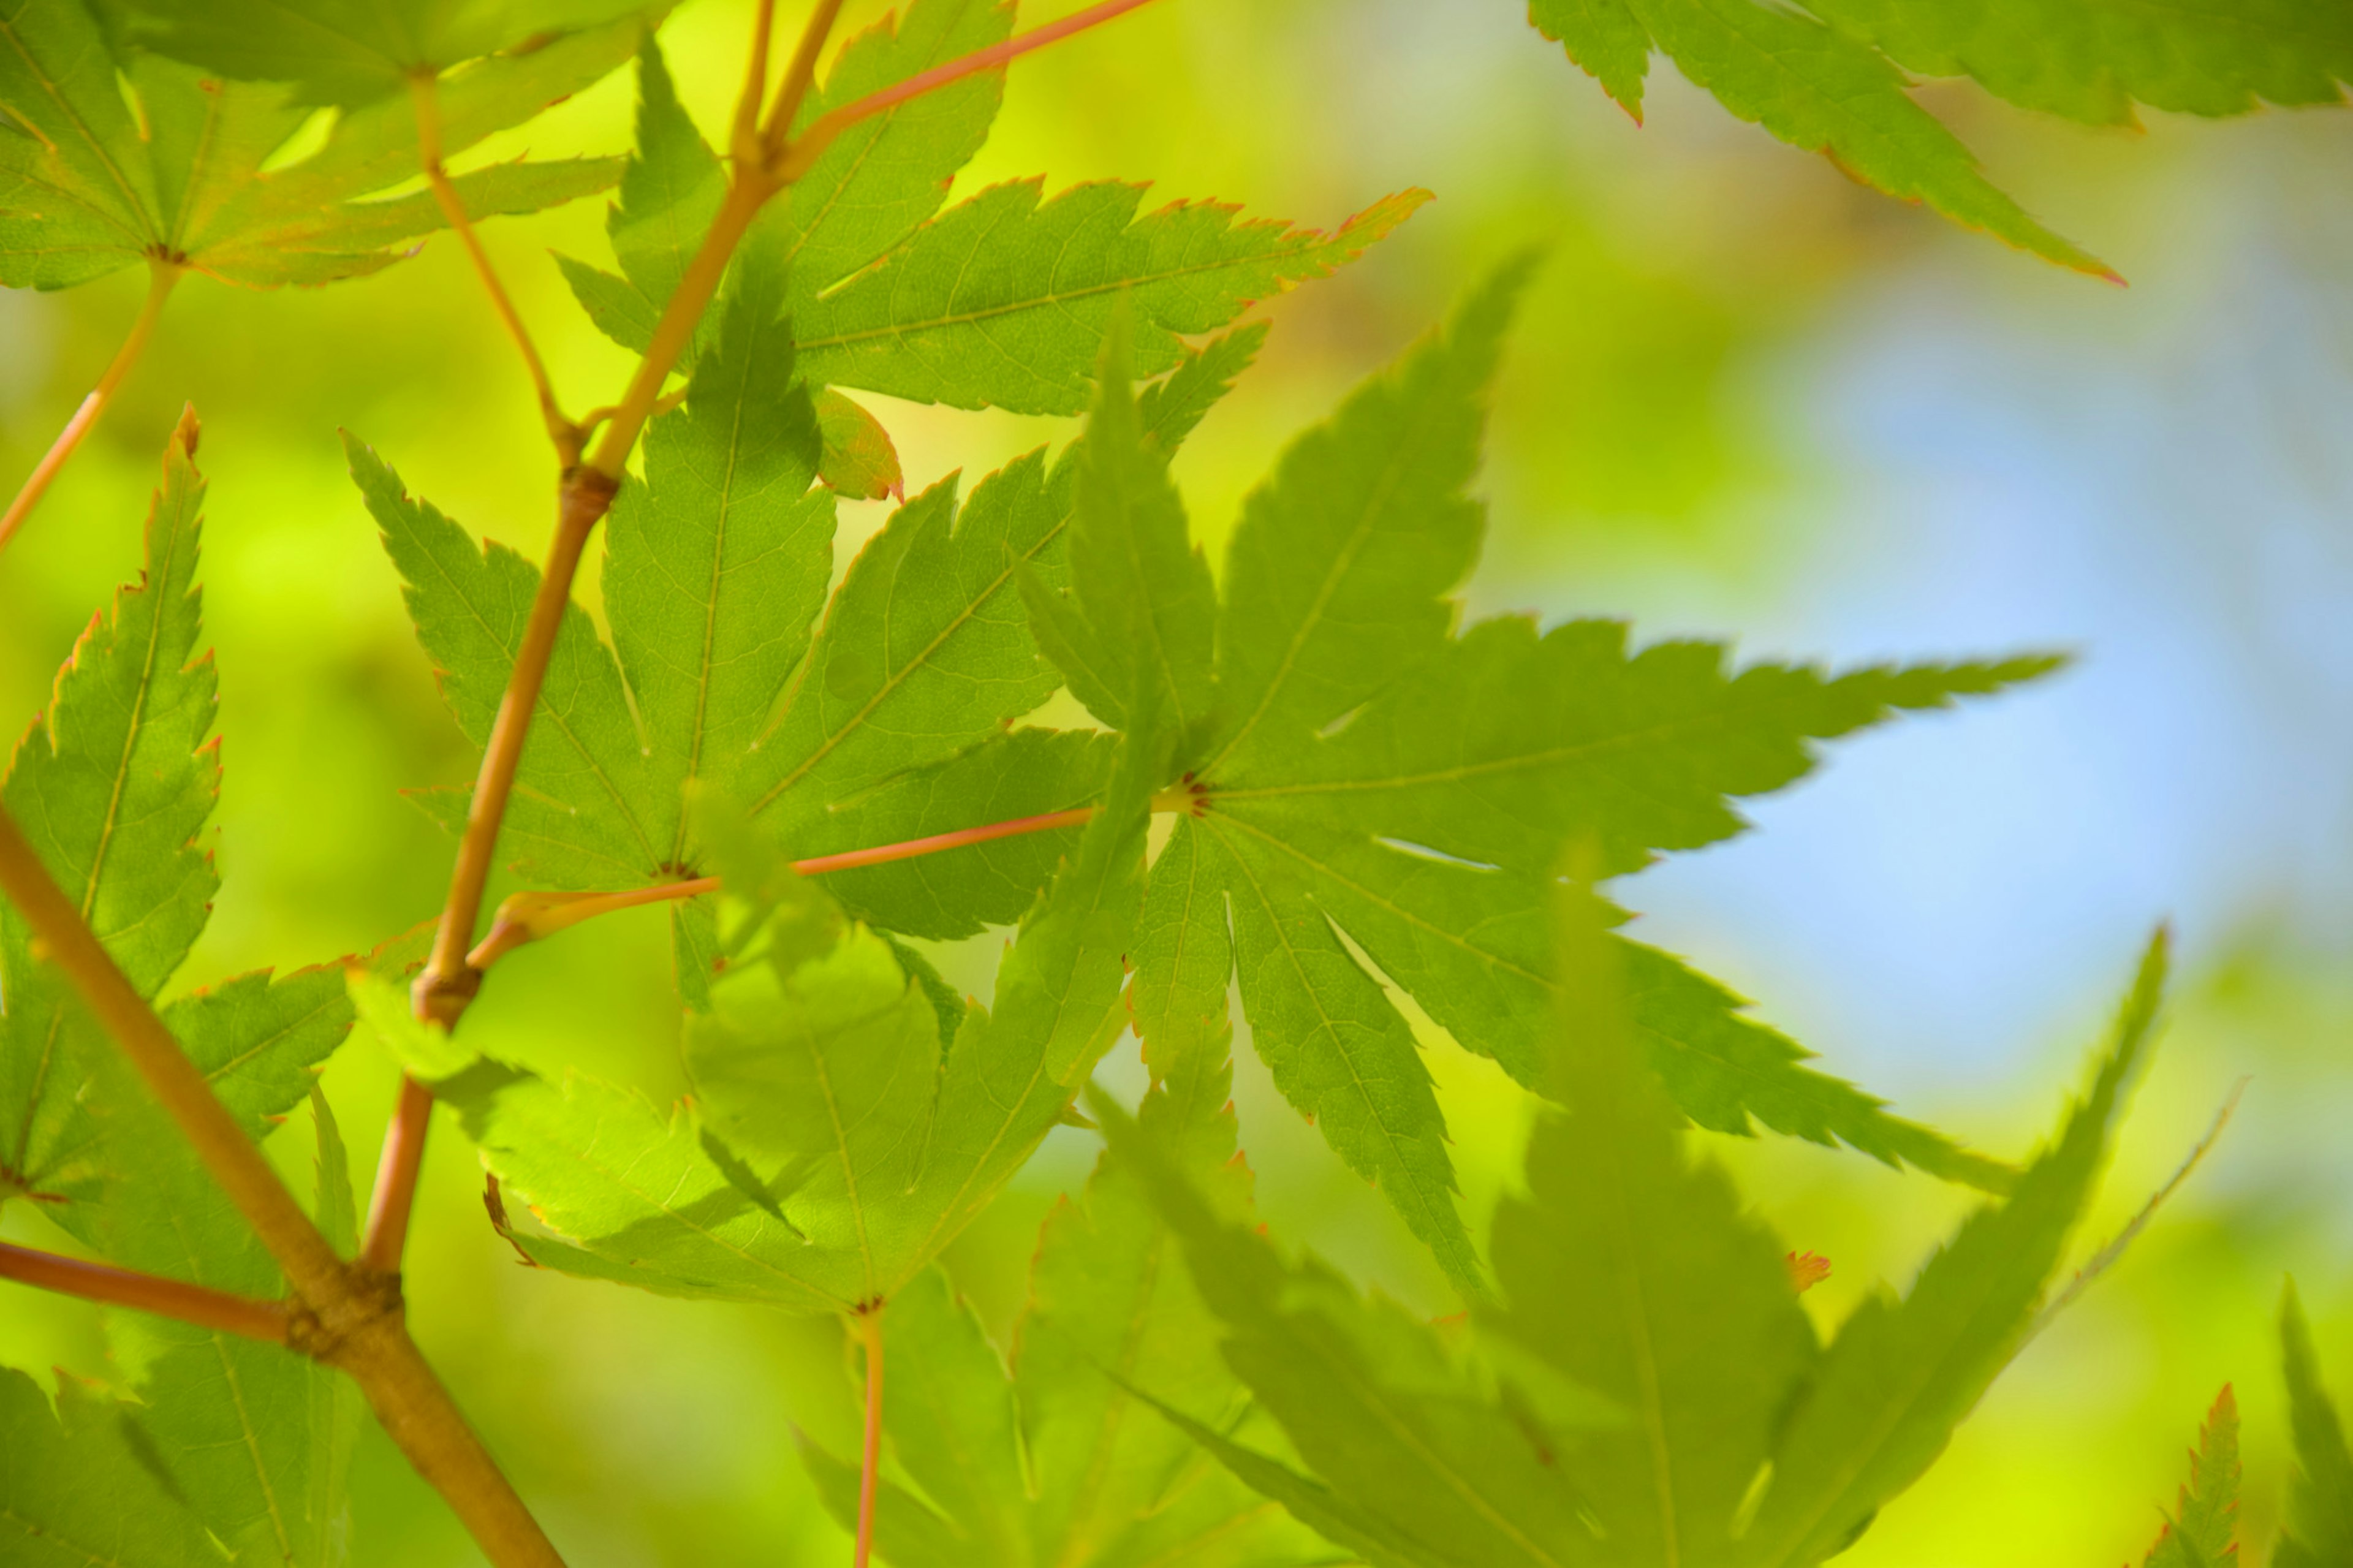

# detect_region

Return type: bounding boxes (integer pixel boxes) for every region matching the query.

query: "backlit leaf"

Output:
[0,2,634,290]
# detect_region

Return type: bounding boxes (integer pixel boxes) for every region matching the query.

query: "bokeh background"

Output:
[4,1,2351,1561]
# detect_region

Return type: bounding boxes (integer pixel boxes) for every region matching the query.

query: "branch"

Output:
[762,0,847,154]
[411,72,580,468]
[373,0,860,1279]
[773,0,1164,179]
[0,803,566,1566]
[0,1241,288,1344]
[0,258,178,554]
[0,805,346,1304]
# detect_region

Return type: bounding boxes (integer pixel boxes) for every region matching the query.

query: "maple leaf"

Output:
[122,0,656,107]
[368,238,1278,974]
[1529,0,2353,274]
[797,1023,1334,1566]
[0,0,632,291]
[0,413,361,1561]
[2142,1385,2240,1568]
[0,1366,220,1566]
[372,737,1154,1314]
[88,1042,360,1567]
[2,412,218,1206]
[2276,1281,2353,1568]
[1789,0,2353,126]
[562,20,1422,416]
[1102,902,2167,1568]
[1031,262,2031,1289]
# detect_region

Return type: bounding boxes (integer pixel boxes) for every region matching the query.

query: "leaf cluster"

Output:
[1093,903,2170,1568]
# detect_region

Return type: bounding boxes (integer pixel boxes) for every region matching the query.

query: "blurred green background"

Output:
[3,1,2351,1562]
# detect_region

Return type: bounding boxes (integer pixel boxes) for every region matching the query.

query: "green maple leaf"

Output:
[2,414,217,1206]
[2277,1281,2353,1568]
[1104,908,2167,1568]
[1528,0,2110,276]
[790,180,1427,416]
[0,1366,219,1566]
[1784,0,2353,126]
[375,738,1154,1314]
[562,16,1420,417]
[1738,932,2168,1566]
[1529,0,2353,275]
[91,1025,360,1567]
[122,0,655,107]
[367,240,1273,968]
[0,0,632,290]
[0,417,360,1561]
[2141,1385,2240,1568]
[1030,262,2031,1290]
[797,1030,1336,1566]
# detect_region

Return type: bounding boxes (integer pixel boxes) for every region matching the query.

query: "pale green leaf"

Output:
[421,742,1153,1312]
[801,993,1330,1566]
[2277,1281,2353,1568]
[1478,887,1816,1566]
[2,419,213,1207]
[2142,1385,2239,1568]
[1739,931,2169,1567]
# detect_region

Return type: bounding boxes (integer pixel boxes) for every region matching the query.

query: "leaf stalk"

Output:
[0,1240,289,1344]
[0,257,180,555]
[410,72,582,468]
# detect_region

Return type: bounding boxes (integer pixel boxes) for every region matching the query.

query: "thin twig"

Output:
[855,1305,886,1568]
[2026,1077,2248,1345]
[0,258,179,554]
[775,0,1164,178]
[467,805,1123,972]
[369,0,860,1279]
[0,1241,289,1344]
[411,72,581,467]
[762,0,849,150]
[732,0,782,161]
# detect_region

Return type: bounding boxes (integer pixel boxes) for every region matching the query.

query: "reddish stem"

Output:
[361,1077,438,1275]
[778,0,1165,177]
[0,259,179,554]
[855,1306,885,1568]
[794,806,1095,877]
[467,807,1103,973]
[0,1241,289,1344]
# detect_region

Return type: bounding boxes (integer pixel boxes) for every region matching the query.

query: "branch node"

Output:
[287,1266,406,1365]
[412,962,483,1028]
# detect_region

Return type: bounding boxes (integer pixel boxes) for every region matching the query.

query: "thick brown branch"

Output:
[0,804,565,1566]
[0,1241,289,1344]
[0,259,178,554]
